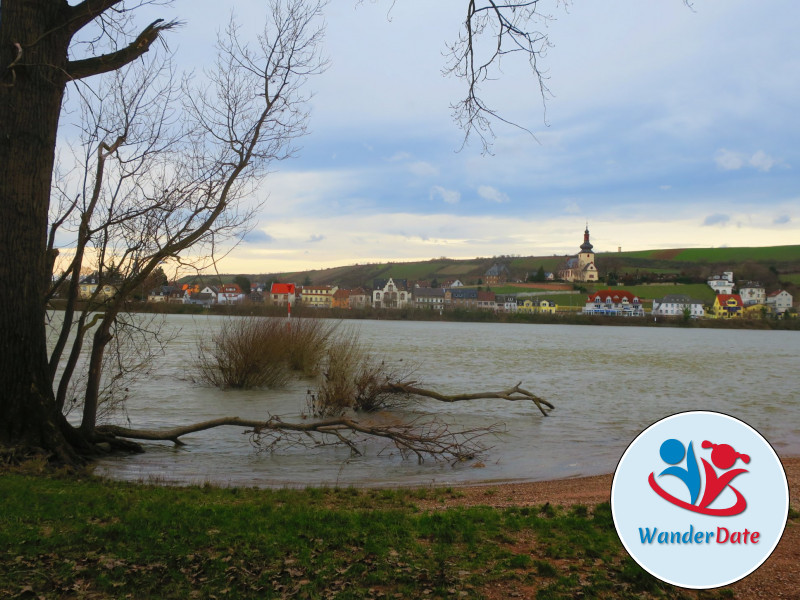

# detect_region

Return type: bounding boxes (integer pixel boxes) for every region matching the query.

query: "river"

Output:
[89,315,800,487]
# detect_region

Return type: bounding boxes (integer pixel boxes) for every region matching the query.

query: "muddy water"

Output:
[90,315,800,487]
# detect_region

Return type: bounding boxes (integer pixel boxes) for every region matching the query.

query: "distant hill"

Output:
[189,245,800,291]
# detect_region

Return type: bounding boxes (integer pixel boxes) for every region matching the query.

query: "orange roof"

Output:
[271,283,296,295]
[716,294,743,305]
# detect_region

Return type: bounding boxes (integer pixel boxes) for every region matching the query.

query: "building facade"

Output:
[559,226,598,283]
[652,294,705,319]
[712,294,743,319]
[301,285,338,308]
[707,272,734,295]
[484,264,510,285]
[738,282,765,306]
[766,290,793,315]
[372,278,410,309]
[413,287,445,310]
[583,289,644,317]
[218,283,245,304]
[269,282,296,306]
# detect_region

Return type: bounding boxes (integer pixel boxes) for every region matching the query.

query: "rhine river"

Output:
[91,315,800,487]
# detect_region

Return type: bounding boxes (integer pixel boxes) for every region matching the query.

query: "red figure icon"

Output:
[648,439,750,516]
[697,441,750,512]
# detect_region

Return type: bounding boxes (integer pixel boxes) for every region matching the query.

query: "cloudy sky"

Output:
[152,0,799,273]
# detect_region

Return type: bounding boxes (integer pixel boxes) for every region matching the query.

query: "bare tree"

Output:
[2,0,563,463]
[0,0,328,459]
[444,0,559,153]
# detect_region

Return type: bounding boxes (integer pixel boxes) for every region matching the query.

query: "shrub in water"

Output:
[197,317,338,389]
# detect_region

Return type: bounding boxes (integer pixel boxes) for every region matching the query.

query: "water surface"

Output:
[92,315,800,487]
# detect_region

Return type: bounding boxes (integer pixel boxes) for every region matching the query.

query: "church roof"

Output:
[580,226,594,252]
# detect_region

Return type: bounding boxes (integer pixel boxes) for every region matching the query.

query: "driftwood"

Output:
[377,381,554,417]
[97,415,500,463]
[97,380,552,463]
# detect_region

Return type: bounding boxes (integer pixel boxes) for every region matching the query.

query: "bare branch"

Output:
[66,19,179,80]
[444,0,560,153]
[97,414,499,463]
[378,381,555,416]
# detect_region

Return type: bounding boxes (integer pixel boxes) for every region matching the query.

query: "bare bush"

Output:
[196,317,338,389]
[285,318,338,376]
[307,328,417,416]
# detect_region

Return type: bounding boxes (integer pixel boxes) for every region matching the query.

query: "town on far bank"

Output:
[77,227,799,322]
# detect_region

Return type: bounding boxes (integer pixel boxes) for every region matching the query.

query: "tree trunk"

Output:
[81,315,115,435]
[0,1,79,461]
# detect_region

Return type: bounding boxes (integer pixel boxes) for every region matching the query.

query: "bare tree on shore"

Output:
[2,0,560,464]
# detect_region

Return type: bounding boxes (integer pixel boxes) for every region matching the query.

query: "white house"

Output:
[412,287,445,311]
[441,279,464,289]
[269,282,296,306]
[583,290,644,317]
[707,272,734,295]
[652,294,705,319]
[738,282,766,306]
[218,283,245,304]
[495,294,518,313]
[766,290,793,315]
[373,278,411,309]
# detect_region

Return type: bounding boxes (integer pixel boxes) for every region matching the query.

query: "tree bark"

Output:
[0,1,170,462]
[0,1,78,461]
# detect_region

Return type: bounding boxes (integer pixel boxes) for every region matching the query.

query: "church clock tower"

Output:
[577,225,598,282]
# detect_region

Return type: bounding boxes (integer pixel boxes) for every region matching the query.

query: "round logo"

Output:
[611,411,789,589]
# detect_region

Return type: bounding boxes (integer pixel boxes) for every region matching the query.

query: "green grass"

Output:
[781,273,800,285]
[383,260,454,281]
[587,283,718,302]
[599,245,800,264]
[508,257,566,273]
[0,472,745,599]
[672,245,800,263]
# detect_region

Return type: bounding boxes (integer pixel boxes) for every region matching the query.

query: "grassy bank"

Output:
[0,471,742,599]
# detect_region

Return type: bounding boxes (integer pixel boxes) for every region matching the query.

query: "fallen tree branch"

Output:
[377,381,554,416]
[97,415,499,463]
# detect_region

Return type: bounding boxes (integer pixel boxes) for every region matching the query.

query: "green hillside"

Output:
[223,244,800,292]
[612,245,800,264]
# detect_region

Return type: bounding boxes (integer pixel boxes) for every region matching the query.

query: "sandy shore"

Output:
[421,456,799,599]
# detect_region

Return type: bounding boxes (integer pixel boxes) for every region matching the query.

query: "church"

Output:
[558,226,599,283]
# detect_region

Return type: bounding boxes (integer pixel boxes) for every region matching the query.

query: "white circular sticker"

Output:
[611,411,789,589]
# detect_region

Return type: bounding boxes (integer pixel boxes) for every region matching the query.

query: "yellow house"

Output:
[536,299,557,314]
[743,304,767,319]
[517,299,535,314]
[518,299,557,314]
[712,294,743,319]
[78,281,117,300]
[300,285,338,308]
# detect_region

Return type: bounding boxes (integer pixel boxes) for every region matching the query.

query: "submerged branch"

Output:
[378,381,554,416]
[97,414,498,463]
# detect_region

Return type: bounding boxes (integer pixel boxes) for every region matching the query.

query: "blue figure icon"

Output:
[658,438,701,505]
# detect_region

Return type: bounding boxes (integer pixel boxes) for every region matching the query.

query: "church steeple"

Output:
[580,224,593,253]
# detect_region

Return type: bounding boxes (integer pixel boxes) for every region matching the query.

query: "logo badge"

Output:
[612,411,788,589]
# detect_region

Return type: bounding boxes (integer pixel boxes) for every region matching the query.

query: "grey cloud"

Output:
[243,230,274,244]
[703,213,730,226]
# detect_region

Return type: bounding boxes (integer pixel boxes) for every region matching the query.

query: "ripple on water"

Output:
[85,317,800,487]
